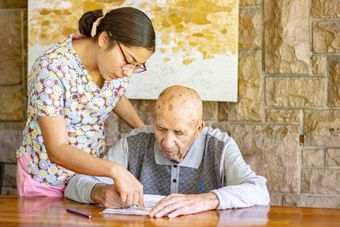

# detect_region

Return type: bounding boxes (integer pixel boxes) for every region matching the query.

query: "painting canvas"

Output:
[28,0,239,101]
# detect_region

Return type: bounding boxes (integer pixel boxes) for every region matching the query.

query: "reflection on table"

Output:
[0,196,339,226]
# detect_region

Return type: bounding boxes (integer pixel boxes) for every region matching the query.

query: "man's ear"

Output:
[196,121,205,136]
[98,31,111,49]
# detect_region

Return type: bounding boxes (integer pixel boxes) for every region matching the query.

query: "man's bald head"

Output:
[152,85,205,163]
[154,85,203,126]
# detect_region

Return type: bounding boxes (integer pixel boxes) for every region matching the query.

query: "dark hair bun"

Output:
[78,9,103,37]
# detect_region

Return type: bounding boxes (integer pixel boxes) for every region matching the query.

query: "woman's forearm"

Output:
[48,142,123,180]
[113,96,144,128]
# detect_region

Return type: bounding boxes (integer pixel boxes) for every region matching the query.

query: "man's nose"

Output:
[161,133,175,148]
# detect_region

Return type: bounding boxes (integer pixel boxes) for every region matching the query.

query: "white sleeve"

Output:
[103,134,129,168]
[64,175,113,203]
[211,138,270,209]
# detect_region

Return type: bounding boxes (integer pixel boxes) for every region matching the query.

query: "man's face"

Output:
[153,110,201,163]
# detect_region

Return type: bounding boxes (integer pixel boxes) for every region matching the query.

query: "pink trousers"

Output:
[16,153,65,197]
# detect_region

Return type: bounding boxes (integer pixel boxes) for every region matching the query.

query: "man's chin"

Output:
[161,150,177,160]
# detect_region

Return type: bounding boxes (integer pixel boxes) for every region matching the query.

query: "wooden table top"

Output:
[0,196,339,226]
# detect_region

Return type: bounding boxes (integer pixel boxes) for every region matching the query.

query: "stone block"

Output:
[266,109,299,123]
[0,122,25,163]
[0,0,27,8]
[239,7,262,49]
[327,57,340,107]
[312,0,340,18]
[313,21,340,53]
[326,149,340,167]
[264,0,311,73]
[219,51,262,121]
[304,110,340,147]
[283,195,340,208]
[119,100,156,133]
[0,9,22,85]
[312,55,326,75]
[3,163,16,187]
[213,123,300,193]
[0,86,24,120]
[270,194,283,206]
[302,149,324,167]
[240,0,262,5]
[1,187,17,195]
[131,100,156,125]
[266,77,326,107]
[302,169,340,195]
[23,9,27,84]
[203,102,218,121]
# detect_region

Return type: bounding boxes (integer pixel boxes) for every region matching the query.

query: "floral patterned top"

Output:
[17,34,129,186]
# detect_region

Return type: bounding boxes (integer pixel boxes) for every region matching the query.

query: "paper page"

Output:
[102,194,165,216]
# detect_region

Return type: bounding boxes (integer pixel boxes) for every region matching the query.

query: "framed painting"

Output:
[29,0,239,101]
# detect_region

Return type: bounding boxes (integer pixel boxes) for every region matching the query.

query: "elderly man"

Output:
[65,85,270,218]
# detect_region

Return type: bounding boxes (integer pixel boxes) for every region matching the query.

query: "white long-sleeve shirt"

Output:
[65,126,270,209]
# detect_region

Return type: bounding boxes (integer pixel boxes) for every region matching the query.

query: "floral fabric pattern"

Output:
[17,34,129,186]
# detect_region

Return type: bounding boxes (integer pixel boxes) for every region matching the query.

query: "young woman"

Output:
[16,7,155,207]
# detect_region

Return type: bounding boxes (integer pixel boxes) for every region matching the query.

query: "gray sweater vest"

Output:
[126,132,224,195]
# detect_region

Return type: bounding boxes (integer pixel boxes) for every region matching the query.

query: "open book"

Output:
[102,194,165,216]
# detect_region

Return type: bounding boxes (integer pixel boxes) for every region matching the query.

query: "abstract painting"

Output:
[29,0,239,101]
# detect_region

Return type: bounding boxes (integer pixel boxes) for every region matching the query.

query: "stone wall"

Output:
[0,0,26,195]
[0,0,339,208]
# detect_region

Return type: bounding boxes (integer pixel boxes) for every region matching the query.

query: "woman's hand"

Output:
[111,166,145,208]
[39,116,144,208]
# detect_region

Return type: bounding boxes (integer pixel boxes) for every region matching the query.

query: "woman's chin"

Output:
[108,74,119,80]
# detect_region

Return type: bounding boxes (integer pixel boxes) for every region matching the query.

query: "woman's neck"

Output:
[72,38,98,71]
[73,38,104,88]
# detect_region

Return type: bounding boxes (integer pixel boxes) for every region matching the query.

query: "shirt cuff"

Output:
[84,180,98,204]
[210,189,230,210]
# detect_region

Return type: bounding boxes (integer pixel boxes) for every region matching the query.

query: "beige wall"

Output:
[0,0,339,207]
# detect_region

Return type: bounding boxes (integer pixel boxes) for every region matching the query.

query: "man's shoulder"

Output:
[202,127,232,143]
[200,127,240,157]
[125,125,155,139]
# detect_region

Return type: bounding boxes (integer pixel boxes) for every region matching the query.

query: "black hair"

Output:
[78,7,155,51]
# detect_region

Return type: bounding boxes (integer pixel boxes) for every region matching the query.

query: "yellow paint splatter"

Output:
[29,0,238,66]
[146,0,238,63]
[83,1,105,12]
[29,0,127,45]
[183,58,194,65]
[160,48,167,53]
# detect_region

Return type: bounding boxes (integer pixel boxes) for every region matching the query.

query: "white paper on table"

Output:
[102,194,165,216]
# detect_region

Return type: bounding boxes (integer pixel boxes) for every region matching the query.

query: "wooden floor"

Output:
[0,196,339,226]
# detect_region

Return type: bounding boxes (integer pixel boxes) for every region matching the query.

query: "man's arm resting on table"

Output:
[90,183,129,208]
[211,176,270,209]
[212,138,270,209]
[64,174,113,203]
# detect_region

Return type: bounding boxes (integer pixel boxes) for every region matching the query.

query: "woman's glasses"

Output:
[117,42,147,74]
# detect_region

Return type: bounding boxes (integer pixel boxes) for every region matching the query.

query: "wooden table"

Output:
[0,196,339,226]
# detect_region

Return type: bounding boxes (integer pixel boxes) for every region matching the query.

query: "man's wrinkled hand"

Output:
[149,193,219,218]
[90,183,129,208]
